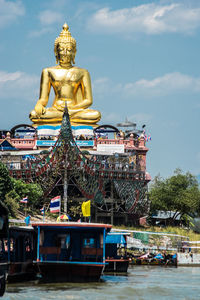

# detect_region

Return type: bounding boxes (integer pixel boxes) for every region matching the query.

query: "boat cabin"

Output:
[0,201,8,296]
[32,222,112,282]
[5,226,37,282]
[105,232,130,272]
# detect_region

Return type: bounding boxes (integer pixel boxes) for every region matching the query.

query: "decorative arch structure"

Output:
[10,124,37,138]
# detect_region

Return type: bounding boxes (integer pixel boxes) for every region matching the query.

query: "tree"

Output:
[4,191,19,217]
[0,162,13,200]
[149,169,200,225]
[0,162,43,216]
[11,178,43,208]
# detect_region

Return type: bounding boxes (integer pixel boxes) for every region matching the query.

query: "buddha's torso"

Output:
[46,66,85,109]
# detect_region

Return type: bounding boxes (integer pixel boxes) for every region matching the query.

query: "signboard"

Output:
[36,140,56,147]
[97,144,124,154]
[37,140,94,147]
[76,140,94,147]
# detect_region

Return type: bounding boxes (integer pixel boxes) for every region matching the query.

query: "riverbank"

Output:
[12,211,200,241]
[114,225,200,241]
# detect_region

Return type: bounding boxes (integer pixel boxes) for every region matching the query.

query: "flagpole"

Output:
[59,197,61,218]
[63,101,68,215]
[43,207,45,222]
[63,150,68,214]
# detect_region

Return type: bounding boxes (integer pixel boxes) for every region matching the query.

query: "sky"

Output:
[0,0,200,180]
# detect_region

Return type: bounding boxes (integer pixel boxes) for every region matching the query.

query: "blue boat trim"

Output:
[34,260,106,265]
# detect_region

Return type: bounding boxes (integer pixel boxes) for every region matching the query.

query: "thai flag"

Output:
[50,196,61,213]
[20,197,28,204]
[40,206,45,215]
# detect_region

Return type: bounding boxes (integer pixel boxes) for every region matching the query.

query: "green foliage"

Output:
[11,178,43,207]
[4,191,19,217]
[0,162,44,216]
[67,198,82,219]
[149,169,200,224]
[0,162,13,200]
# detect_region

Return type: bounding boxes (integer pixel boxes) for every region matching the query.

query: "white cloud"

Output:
[92,77,111,95]
[0,70,39,100]
[87,3,200,36]
[29,27,54,38]
[92,77,122,97]
[93,72,200,100]
[39,10,64,26]
[0,0,25,29]
[29,9,64,37]
[124,72,200,98]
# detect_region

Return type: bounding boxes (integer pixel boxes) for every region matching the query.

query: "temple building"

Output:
[0,24,151,225]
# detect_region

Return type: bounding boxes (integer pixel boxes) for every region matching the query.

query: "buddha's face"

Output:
[57,42,75,64]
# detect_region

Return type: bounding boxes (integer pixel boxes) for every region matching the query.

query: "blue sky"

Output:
[0,0,200,180]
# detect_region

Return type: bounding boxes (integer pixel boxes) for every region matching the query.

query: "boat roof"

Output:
[31,221,112,230]
[9,225,34,231]
[108,232,130,236]
[106,234,127,244]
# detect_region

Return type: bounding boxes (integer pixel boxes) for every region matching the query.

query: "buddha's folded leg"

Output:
[30,107,64,120]
[70,109,101,124]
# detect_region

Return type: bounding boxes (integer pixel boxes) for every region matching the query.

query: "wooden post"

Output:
[111,181,114,225]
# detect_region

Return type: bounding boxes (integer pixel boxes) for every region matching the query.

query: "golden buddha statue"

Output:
[29,23,101,125]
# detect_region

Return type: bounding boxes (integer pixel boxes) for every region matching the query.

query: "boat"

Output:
[0,201,9,296]
[104,232,129,273]
[7,225,37,282]
[177,240,200,266]
[32,221,112,282]
[131,252,177,266]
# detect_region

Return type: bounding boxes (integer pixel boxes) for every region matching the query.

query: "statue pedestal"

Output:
[34,124,96,138]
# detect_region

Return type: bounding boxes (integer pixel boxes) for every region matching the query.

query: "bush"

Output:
[4,191,19,217]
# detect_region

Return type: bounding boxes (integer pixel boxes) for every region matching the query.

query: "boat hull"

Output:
[104,259,129,272]
[36,262,104,282]
[7,262,37,283]
[0,263,8,297]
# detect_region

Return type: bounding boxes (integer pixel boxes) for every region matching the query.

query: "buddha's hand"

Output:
[35,103,46,117]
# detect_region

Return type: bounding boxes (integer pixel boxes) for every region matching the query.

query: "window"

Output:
[83,238,95,248]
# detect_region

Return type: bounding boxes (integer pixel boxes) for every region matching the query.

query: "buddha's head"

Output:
[54,23,76,65]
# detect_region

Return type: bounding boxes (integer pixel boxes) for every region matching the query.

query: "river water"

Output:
[2,266,200,300]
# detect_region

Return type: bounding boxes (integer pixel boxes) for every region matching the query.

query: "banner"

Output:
[81,200,91,217]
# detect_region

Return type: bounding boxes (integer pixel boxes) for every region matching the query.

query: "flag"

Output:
[20,197,28,204]
[40,206,45,215]
[81,200,91,217]
[50,196,61,213]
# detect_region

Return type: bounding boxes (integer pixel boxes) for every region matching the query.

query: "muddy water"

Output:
[2,266,200,300]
